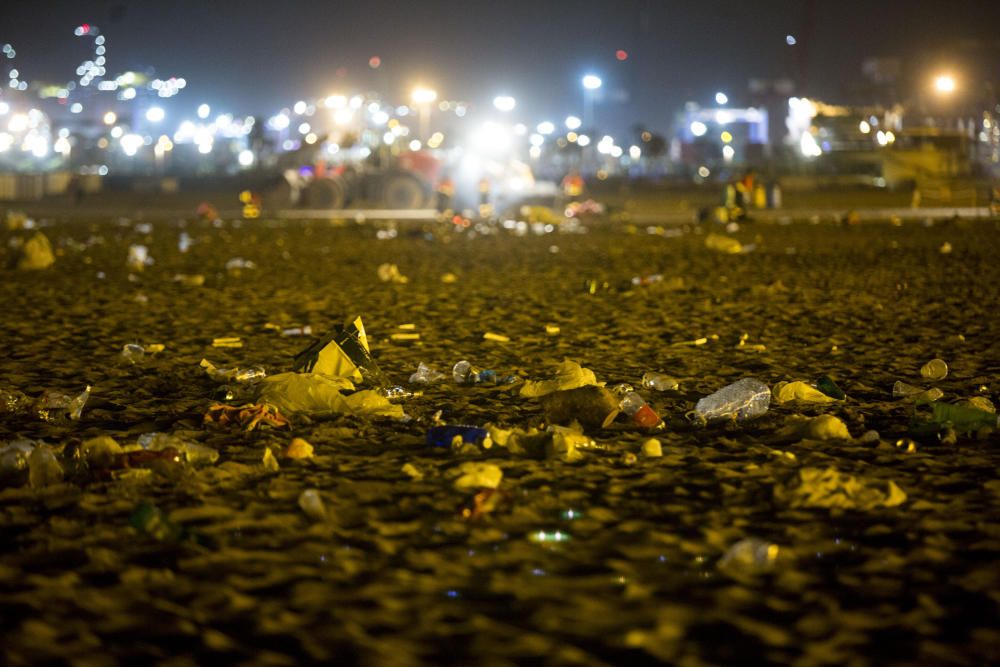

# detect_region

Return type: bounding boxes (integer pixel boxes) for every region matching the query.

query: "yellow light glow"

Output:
[103,111,117,125]
[566,132,578,143]
[720,131,733,143]
[934,74,956,95]
[411,87,438,104]
[859,120,871,134]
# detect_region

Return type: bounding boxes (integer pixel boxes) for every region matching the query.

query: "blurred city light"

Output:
[411,87,438,104]
[197,104,210,119]
[933,74,956,95]
[145,106,165,122]
[582,74,602,90]
[537,121,555,135]
[493,95,516,112]
[786,34,797,45]
[565,115,582,130]
[690,121,707,137]
[103,111,116,125]
[715,92,728,105]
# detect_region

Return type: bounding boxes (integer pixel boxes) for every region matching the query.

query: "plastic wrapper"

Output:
[138,432,219,466]
[200,358,266,384]
[520,360,601,398]
[775,467,907,510]
[409,363,445,385]
[539,385,620,429]
[704,232,745,254]
[35,385,91,421]
[17,232,55,270]
[256,372,405,420]
[293,316,386,385]
[772,381,840,404]
[451,462,503,491]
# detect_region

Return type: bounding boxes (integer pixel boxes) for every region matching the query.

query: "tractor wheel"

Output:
[302,178,346,210]
[381,174,426,209]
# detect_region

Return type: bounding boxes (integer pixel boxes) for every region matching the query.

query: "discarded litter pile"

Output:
[1,215,999,665]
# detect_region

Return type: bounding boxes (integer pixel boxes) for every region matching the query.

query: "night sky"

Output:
[4,0,1000,133]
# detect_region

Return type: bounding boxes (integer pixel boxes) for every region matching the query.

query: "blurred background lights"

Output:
[197,104,210,119]
[493,95,516,112]
[565,115,581,130]
[934,74,956,94]
[145,106,165,122]
[582,74,602,90]
[690,121,707,136]
[715,92,728,105]
[537,121,555,135]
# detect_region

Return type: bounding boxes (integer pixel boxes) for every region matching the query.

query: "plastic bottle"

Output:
[694,378,770,421]
[409,363,445,384]
[620,391,664,429]
[427,425,490,448]
[120,343,145,364]
[641,372,679,391]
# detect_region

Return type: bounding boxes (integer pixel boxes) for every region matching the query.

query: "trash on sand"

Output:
[545,324,561,336]
[694,378,770,422]
[28,445,64,488]
[298,489,327,520]
[173,274,206,287]
[451,462,504,491]
[916,402,998,436]
[539,385,620,429]
[775,467,907,510]
[460,488,512,520]
[204,403,291,430]
[485,423,588,461]
[80,435,123,468]
[772,380,840,404]
[815,375,846,400]
[892,381,943,403]
[256,372,405,420]
[126,244,152,271]
[212,337,243,348]
[281,325,313,337]
[285,438,314,459]
[614,386,664,429]
[453,360,517,386]
[34,386,91,421]
[391,332,421,342]
[427,425,490,448]
[920,358,948,381]
[225,257,257,272]
[17,232,55,270]
[483,332,510,342]
[641,372,679,391]
[200,359,266,383]
[0,440,37,486]
[130,502,196,543]
[520,360,601,398]
[138,432,219,466]
[775,414,851,442]
[641,438,663,457]
[377,263,408,283]
[718,538,780,573]
[409,363,446,384]
[705,232,746,254]
[262,447,280,472]
[294,316,385,386]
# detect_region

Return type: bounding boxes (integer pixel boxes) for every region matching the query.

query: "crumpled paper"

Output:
[775,467,907,510]
[17,232,55,270]
[774,414,851,442]
[520,360,601,398]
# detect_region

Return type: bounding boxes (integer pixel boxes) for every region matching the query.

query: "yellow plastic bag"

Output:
[520,360,601,398]
[705,233,744,254]
[257,372,404,419]
[293,316,378,383]
[772,381,839,404]
[775,467,906,510]
[17,232,55,270]
[775,414,851,442]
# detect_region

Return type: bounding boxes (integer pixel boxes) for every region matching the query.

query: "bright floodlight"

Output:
[238,149,254,167]
[493,95,516,112]
[146,106,165,122]
[103,111,117,125]
[412,87,438,104]
[933,74,956,95]
[715,92,728,105]
[690,121,707,137]
[582,74,602,90]
[197,104,210,119]
[565,115,582,130]
[537,121,555,135]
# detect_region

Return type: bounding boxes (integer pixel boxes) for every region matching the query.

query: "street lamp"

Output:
[715,91,729,105]
[582,74,602,128]
[411,87,437,140]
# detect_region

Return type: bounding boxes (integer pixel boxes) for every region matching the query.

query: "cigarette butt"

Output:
[483,332,510,342]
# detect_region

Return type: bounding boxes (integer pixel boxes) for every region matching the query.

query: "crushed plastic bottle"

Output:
[200,359,266,384]
[120,343,146,364]
[920,358,948,381]
[225,257,257,272]
[409,362,446,384]
[138,432,219,466]
[641,372,680,392]
[427,425,490,448]
[718,538,780,572]
[453,360,517,385]
[615,387,664,429]
[298,489,327,521]
[379,385,418,401]
[694,378,770,422]
[35,385,91,421]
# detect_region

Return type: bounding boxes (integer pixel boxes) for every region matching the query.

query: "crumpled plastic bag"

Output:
[775,467,907,510]
[774,414,851,442]
[451,462,503,491]
[705,232,745,254]
[772,381,840,404]
[520,360,602,398]
[17,232,55,270]
[294,316,385,385]
[485,423,587,461]
[256,372,405,420]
